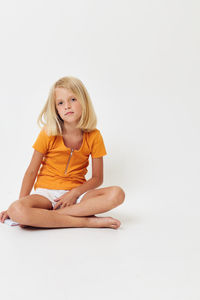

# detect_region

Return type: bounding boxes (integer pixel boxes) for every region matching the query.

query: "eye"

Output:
[58,101,63,105]
[71,98,76,102]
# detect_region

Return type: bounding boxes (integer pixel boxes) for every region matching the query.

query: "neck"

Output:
[62,123,83,136]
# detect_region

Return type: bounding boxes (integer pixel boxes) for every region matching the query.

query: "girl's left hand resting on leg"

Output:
[53,190,79,210]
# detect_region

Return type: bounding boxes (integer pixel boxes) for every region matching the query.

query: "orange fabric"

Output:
[32,128,107,190]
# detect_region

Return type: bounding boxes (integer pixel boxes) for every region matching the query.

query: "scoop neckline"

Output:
[61,131,85,152]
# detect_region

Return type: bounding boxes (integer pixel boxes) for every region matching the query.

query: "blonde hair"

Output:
[37,76,97,136]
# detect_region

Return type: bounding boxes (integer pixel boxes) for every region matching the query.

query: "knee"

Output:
[111,186,125,205]
[7,201,27,223]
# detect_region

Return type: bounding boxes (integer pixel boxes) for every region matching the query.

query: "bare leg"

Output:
[56,189,125,217]
[8,206,121,229]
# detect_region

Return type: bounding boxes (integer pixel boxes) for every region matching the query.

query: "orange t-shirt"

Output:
[32,128,107,190]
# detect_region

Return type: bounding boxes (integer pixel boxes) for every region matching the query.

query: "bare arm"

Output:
[19,150,44,199]
[72,157,104,197]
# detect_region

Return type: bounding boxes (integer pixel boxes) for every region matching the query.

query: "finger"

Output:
[0,212,5,222]
[2,214,8,222]
[54,202,62,210]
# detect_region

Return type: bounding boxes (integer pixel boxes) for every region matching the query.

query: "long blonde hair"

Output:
[37,76,97,136]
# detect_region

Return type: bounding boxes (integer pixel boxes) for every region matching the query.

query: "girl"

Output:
[0,76,125,229]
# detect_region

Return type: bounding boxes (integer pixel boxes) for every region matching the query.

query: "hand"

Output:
[53,190,79,210]
[0,210,10,223]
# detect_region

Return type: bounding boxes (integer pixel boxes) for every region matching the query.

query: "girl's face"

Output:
[55,87,82,125]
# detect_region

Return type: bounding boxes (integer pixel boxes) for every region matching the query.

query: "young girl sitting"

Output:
[0,76,125,229]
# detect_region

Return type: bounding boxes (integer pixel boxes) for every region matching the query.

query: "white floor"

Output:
[0,192,200,300]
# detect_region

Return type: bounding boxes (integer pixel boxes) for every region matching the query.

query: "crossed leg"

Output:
[56,186,125,217]
[7,186,125,229]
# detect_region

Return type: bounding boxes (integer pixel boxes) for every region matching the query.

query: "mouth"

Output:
[65,112,74,116]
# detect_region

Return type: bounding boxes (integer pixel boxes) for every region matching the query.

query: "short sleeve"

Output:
[90,130,107,158]
[32,129,51,155]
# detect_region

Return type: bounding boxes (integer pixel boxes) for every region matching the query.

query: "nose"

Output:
[64,100,71,109]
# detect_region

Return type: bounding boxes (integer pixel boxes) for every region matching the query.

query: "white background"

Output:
[0,0,199,299]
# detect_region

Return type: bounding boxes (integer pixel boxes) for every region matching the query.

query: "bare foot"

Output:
[87,216,121,229]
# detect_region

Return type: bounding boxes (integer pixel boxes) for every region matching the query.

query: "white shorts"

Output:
[31,188,87,209]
